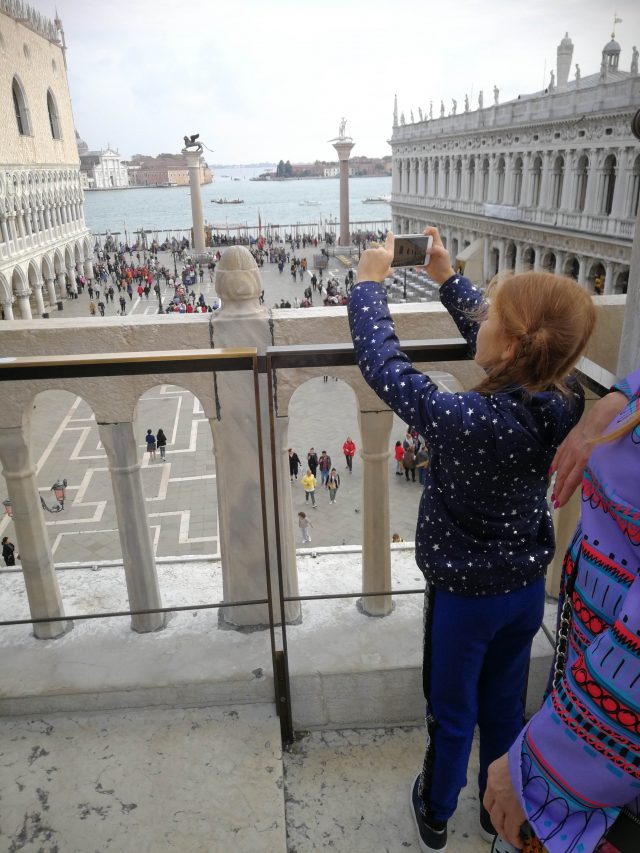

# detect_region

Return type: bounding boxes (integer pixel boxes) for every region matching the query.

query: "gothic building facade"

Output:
[0,0,92,320]
[391,33,639,294]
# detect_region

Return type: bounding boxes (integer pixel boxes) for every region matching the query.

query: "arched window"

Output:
[444,158,450,197]
[531,156,542,207]
[47,89,61,139]
[574,155,589,212]
[12,76,30,136]
[513,157,523,205]
[496,156,505,203]
[551,155,564,210]
[628,154,640,219]
[601,154,616,215]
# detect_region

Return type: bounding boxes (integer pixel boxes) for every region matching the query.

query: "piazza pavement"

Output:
[0,245,451,566]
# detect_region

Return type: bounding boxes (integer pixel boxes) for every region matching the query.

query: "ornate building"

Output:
[0,0,92,320]
[391,32,639,293]
[77,134,130,190]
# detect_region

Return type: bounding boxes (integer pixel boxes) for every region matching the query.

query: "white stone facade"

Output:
[0,2,92,319]
[391,33,639,294]
[79,145,130,190]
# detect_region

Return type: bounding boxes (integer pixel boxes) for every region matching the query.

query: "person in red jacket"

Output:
[342,436,356,473]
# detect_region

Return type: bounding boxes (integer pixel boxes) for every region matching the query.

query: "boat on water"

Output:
[211,198,244,204]
[362,195,391,204]
[299,200,320,206]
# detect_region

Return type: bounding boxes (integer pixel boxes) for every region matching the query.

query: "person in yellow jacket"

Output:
[300,469,317,507]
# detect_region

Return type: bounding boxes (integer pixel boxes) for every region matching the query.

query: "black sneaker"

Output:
[410,775,447,852]
[479,801,497,843]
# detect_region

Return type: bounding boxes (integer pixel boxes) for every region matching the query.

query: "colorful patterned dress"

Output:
[508,369,640,852]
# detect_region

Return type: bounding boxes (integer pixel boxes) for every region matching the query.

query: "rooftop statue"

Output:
[440,100,445,117]
[451,99,457,115]
[493,85,499,105]
[464,94,469,113]
[632,46,639,75]
[429,101,433,119]
[418,107,423,121]
[575,63,581,83]
[410,109,415,123]
[478,89,484,109]
[548,69,555,91]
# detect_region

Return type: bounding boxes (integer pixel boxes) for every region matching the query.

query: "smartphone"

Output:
[391,234,433,268]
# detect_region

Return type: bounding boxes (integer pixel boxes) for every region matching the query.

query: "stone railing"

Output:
[0,247,626,640]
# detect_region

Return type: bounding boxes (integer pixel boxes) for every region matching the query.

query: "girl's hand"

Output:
[422,227,456,285]
[356,232,394,283]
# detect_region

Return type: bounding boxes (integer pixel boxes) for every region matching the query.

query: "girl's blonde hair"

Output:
[475,272,596,396]
[596,407,640,444]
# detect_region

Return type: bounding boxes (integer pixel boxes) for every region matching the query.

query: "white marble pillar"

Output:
[514,243,523,273]
[0,424,69,639]
[604,262,614,294]
[538,153,553,209]
[45,276,57,307]
[554,251,566,275]
[358,409,394,616]
[333,139,356,247]
[1,298,14,320]
[577,255,588,287]
[212,246,300,627]
[610,150,628,220]
[56,271,67,298]
[559,153,575,211]
[583,153,600,214]
[0,216,10,246]
[66,265,77,294]
[15,289,32,320]
[182,148,206,255]
[503,155,515,206]
[33,281,45,316]
[533,248,543,272]
[483,238,491,282]
[497,239,507,273]
[98,421,165,633]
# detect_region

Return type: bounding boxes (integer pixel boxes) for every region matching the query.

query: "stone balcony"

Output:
[0,247,627,850]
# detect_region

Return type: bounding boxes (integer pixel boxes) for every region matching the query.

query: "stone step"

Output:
[0,703,287,853]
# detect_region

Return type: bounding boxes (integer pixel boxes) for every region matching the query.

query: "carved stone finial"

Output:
[214,246,262,316]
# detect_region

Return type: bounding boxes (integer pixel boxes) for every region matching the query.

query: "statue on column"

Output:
[440,100,445,118]
[575,63,581,84]
[632,46,639,74]
[182,133,203,153]
[478,89,484,109]
[338,117,348,139]
[493,85,499,105]
[464,94,469,113]
[548,69,555,91]
[451,99,457,115]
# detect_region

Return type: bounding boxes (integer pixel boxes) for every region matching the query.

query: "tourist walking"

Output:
[318,450,332,486]
[348,227,595,852]
[394,440,404,475]
[98,300,106,317]
[307,447,318,478]
[326,468,340,503]
[156,428,167,460]
[403,442,416,482]
[300,469,317,507]
[2,536,16,566]
[298,511,313,544]
[415,445,429,485]
[342,436,356,473]
[289,448,301,480]
[486,373,640,853]
[145,429,156,460]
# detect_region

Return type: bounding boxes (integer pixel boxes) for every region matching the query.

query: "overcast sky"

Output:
[31,0,640,164]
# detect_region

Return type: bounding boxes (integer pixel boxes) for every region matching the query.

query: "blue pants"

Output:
[418,579,545,824]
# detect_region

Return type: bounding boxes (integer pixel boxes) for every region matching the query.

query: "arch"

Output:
[495,156,505,203]
[531,156,542,207]
[562,256,580,280]
[12,76,31,135]
[513,157,523,205]
[41,253,54,281]
[574,154,589,212]
[600,154,616,216]
[541,251,556,273]
[505,241,517,270]
[587,260,606,293]
[550,155,564,210]
[0,270,10,304]
[52,248,64,274]
[614,270,628,295]
[629,154,640,219]
[64,244,75,269]
[522,247,535,271]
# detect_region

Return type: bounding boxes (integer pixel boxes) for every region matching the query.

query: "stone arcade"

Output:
[392,31,639,293]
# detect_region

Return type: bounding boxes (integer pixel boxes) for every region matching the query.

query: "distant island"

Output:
[211,162,276,168]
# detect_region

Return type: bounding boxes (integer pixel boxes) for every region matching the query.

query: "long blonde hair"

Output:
[474,272,596,397]
[596,406,640,444]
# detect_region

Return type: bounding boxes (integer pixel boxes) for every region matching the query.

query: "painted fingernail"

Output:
[553,501,560,509]
[551,492,556,502]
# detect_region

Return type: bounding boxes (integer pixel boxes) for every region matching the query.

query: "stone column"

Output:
[533,248,543,272]
[514,243,523,273]
[604,262,614,294]
[45,276,57,307]
[559,152,575,211]
[554,251,566,275]
[0,424,69,639]
[1,298,14,320]
[0,216,10,246]
[583,152,600,215]
[56,271,67,298]
[610,150,629,221]
[483,238,491,282]
[212,247,300,627]
[503,154,515,206]
[33,281,45,317]
[182,147,206,255]
[358,409,394,616]
[15,289,32,320]
[97,421,165,633]
[66,265,77,294]
[538,152,553,209]
[497,239,507,272]
[83,259,93,283]
[332,138,356,248]
[577,255,588,287]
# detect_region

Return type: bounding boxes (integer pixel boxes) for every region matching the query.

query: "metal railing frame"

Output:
[0,345,611,743]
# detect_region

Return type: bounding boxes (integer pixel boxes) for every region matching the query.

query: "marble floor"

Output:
[0,704,487,853]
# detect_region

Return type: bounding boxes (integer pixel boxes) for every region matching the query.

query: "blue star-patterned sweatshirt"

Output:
[348,274,584,596]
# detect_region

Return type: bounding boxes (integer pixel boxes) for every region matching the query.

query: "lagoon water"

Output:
[83,165,392,238]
